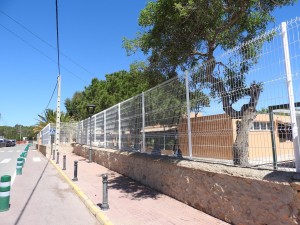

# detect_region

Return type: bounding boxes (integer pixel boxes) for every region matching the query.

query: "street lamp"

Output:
[86,104,96,163]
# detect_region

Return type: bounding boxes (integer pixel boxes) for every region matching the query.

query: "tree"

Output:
[65,62,166,121]
[33,109,72,134]
[0,125,35,141]
[124,0,296,166]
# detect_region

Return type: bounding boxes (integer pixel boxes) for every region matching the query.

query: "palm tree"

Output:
[33,109,72,134]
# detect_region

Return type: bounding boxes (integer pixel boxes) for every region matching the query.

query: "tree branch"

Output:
[205,60,262,119]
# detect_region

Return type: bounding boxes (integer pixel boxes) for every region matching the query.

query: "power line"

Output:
[43,80,58,113]
[0,21,88,119]
[0,22,88,83]
[0,9,96,78]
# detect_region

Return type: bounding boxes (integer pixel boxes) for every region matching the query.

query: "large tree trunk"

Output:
[205,57,261,167]
[233,108,257,166]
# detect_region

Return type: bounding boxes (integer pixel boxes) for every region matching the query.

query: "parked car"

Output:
[11,139,16,146]
[0,139,5,147]
[6,140,15,147]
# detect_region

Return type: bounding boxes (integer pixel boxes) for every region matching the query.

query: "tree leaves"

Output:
[64,62,167,121]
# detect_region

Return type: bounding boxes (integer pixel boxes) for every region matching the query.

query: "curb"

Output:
[49,159,114,225]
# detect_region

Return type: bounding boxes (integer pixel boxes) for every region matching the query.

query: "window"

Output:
[254,122,260,130]
[278,122,293,142]
[250,122,271,131]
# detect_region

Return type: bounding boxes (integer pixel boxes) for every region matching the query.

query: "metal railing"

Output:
[39,122,77,145]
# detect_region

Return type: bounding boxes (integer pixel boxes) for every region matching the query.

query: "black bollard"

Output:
[72,161,78,181]
[52,150,55,160]
[101,174,109,210]
[62,155,66,170]
[89,147,92,163]
[56,151,60,164]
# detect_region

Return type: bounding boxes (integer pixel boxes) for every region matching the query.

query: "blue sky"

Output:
[0,1,299,127]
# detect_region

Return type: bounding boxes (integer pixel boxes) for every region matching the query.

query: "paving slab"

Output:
[50,145,228,225]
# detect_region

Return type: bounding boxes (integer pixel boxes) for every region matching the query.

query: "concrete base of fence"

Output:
[73,144,300,225]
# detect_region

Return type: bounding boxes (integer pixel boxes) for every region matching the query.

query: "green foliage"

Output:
[65,62,166,121]
[0,125,35,141]
[124,0,295,118]
[33,109,72,134]
[257,107,269,114]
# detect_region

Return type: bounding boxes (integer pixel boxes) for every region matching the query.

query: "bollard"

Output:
[101,174,109,210]
[72,161,78,181]
[62,155,66,170]
[56,152,59,164]
[16,159,23,175]
[0,175,11,212]
[89,147,92,163]
[20,154,25,165]
[52,150,55,160]
[17,157,24,167]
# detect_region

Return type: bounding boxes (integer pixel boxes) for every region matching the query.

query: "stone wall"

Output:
[74,144,300,225]
[38,145,47,156]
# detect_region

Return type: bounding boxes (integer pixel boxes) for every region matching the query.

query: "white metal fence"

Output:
[41,17,300,171]
[39,122,77,145]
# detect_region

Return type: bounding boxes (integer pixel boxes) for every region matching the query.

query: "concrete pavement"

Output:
[46,145,228,225]
[0,146,100,225]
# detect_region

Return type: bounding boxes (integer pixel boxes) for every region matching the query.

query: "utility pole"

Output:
[55,0,61,154]
[55,75,61,153]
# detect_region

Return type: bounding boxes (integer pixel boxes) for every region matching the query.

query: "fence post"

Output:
[142,92,146,153]
[282,21,300,172]
[185,71,193,159]
[94,115,97,143]
[118,103,121,150]
[81,120,83,144]
[268,109,278,170]
[104,110,106,148]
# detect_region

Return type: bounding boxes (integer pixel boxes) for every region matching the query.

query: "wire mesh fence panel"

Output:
[50,122,77,144]
[144,76,187,156]
[120,95,143,151]
[76,121,83,144]
[85,116,95,146]
[81,118,88,145]
[40,123,50,145]
[95,112,105,147]
[188,18,300,171]
[105,105,119,149]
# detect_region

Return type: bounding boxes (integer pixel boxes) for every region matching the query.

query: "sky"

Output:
[0,1,299,127]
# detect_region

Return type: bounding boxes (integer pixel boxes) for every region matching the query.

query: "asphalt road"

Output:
[0,144,27,184]
[0,146,100,225]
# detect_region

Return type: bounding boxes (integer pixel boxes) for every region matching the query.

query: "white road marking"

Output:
[8,150,13,153]
[33,157,41,162]
[0,158,11,163]
[11,171,16,186]
[16,150,21,152]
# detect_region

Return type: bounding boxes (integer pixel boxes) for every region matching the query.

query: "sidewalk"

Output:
[47,145,228,225]
[0,147,100,225]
